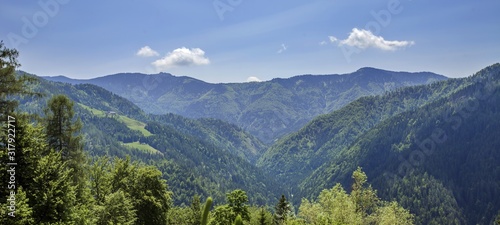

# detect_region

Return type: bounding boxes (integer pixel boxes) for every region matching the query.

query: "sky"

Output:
[1,0,500,83]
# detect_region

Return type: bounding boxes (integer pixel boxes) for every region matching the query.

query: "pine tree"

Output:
[44,95,83,159]
[44,95,87,197]
[273,195,290,225]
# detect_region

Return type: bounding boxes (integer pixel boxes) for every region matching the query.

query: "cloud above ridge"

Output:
[329,28,414,51]
[152,47,210,70]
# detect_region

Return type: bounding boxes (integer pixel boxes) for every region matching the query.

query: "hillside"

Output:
[42,68,446,143]
[261,63,500,224]
[17,75,279,205]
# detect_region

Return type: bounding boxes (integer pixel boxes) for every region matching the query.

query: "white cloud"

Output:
[329,36,338,43]
[246,76,262,82]
[319,40,328,45]
[152,47,210,70]
[338,28,414,51]
[136,46,159,57]
[277,43,287,54]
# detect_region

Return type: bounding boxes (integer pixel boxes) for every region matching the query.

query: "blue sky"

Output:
[1,0,499,83]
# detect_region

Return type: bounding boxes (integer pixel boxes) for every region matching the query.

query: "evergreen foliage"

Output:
[273,195,291,225]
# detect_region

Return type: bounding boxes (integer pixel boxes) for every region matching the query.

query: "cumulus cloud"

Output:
[338,28,414,51]
[246,76,262,82]
[136,46,159,57]
[277,43,287,54]
[152,47,210,70]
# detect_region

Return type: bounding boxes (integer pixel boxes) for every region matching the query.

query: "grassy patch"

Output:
[78,103,106,116]
[122,141,161,155]
[78,103,152,136]
[116,115,152,136]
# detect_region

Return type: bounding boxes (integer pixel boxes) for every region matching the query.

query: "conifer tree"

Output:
[0,187,34,225]
[0,41,39,118]
[44,95,87,195]
[259,207,268,225]
[273,195,290,225]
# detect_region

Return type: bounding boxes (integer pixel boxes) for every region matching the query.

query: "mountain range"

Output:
[43,68,446,143]
[26,64,500,224]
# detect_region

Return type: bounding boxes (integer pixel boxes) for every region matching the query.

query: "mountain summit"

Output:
[43,68,446,143]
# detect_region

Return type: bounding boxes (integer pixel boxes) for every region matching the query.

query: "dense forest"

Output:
[43,67,446,143]
[260,63,500,224]
[2,41,500,224]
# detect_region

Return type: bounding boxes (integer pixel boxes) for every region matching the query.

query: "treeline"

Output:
[167,168,414,225]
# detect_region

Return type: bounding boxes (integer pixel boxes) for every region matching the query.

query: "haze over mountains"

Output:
[43,68,446,143]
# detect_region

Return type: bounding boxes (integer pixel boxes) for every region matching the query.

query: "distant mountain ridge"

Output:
[42,68,447,143]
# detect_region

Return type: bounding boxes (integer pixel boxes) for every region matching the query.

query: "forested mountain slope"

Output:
[43,68,446,143]
[262,63,500,224]
[17,75,279,205]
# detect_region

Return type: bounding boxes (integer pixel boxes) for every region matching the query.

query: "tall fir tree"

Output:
[273,195,290,225]
[44,95,87,195]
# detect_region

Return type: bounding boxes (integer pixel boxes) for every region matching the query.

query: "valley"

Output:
[3,52,500,224]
